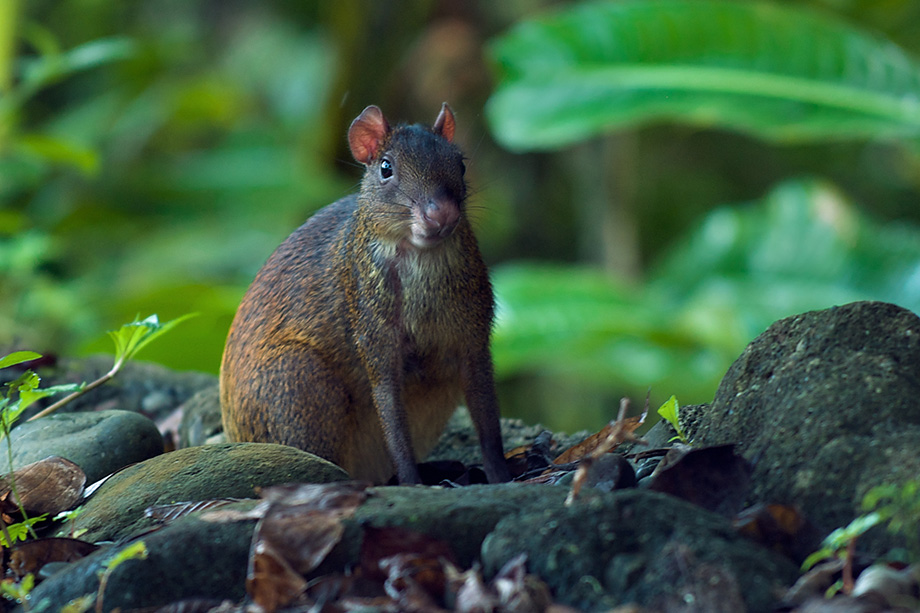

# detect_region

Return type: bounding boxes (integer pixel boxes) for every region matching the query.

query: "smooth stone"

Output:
[69,442,348,542]
[4,410,163,483]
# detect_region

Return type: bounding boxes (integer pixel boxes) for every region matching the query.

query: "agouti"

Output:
[220,103,511,485]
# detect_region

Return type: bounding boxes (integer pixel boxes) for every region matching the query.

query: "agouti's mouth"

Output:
[408,227,454,249]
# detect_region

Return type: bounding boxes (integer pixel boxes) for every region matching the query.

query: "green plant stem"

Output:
[0,516,13,551]
[27,357,123,422]
[0,0,19,151]
[2,409,37,542]
[0,0,17,93]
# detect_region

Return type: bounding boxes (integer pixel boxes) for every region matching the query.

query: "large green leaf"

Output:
[491,178,920,402]
[487,0,920,150]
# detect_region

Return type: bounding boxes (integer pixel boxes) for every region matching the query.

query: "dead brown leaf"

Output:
[145,499,246,524]
[247,538,309,612]
[246,482,370,612]
[0,456,85,517]
[9,537,99,578]
[492,554,551,613]
[565,398,646,506]
[257,481,369,512]
[262,508,345,576]
[647,444,751,516]
[449,563,497,613]
[380,554,446,611]
[361,526,457,584]
[554,400,646,466]
[733,502,821,564]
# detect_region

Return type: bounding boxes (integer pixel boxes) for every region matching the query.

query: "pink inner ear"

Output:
[348,106,390,165]
[433,103,455,142]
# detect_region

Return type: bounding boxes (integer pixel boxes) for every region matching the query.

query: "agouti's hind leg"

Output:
[246,348,355,468]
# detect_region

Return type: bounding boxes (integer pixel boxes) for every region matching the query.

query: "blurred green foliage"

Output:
[493,179,920,409]
[4,0,920,432]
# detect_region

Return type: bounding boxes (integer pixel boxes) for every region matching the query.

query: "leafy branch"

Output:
[27,314,194,422]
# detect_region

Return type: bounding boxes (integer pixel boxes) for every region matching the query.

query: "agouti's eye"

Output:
[380,159,393,180]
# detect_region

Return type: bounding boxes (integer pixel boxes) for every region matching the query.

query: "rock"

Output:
[693,301,920,552]
[482,489,797,613]
[27,503,258,612]
[30,485,796,612]
[177,384,222,447]
[70,443,348,542]
[3,410,163,483]
[427,407,588,467]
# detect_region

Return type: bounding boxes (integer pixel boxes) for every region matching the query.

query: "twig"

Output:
[565,397,646,506]
[27,358,123,422]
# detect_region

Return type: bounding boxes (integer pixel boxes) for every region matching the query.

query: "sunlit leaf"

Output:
[16,134,99,175]
[102,540,148,571]
[20,37,136,93]
[0,352,41,370]
[108,313,196,364]
[18,382,84,413]
[0,516,48,548]
[487,0,920,150]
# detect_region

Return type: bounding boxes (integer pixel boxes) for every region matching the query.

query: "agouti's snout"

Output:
[411,196,460,248]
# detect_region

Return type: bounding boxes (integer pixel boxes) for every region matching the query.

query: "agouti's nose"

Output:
[424,198,460,236]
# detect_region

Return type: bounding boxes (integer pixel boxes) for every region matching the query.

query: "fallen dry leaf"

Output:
[647,444,751,516]
[493,554,551,613]
[259,508,345,576]
[449,563,497,613]
[565,398,646,505]
[247,539,308,612]
[246,482,370,612]
[504,431,555,480]
[380,554,445,610]
[257,481,369,513]
[733,502,821,564]
[360,525,458,584]
[9,537,99,578]
[145,499,246,523]
[0,456,85,517]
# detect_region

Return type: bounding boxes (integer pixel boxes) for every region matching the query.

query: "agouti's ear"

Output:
[349,106,390,165]
[433,103,455,143]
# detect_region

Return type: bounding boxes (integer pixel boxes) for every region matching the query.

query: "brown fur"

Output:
[220,104,510,484]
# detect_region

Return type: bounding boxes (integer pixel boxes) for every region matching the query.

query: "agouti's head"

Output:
[348,104,467,250]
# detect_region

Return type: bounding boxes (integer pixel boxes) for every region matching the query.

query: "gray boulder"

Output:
[693,301,920,552]
[30,485,796,612]
[70,443,348,542]
[4,410,163,483]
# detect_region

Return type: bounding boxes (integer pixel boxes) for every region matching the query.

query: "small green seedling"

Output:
[0,573,35,610]
[55,506,86,539]
[1,351,83,436]
[801,480,920,597]
[1,352,82,546]
[656,395,689,444]
[28,313,194,421]
[0,314,190,557]
[0,514,48,548]
[61,595,95,613]
[861,480,920,561]
[96,541,148,613]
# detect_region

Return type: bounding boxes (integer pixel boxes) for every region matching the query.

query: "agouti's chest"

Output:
[398,247,467,347]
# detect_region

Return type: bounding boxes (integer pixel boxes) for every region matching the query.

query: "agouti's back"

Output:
[220,104,510,484]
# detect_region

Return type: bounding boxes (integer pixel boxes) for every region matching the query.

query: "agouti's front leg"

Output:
[351,266,423,484]
[463,350,512,483]
[371,380,421,484]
